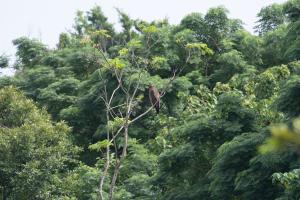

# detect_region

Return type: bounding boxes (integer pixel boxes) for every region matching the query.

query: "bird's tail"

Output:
[155,104,160,114]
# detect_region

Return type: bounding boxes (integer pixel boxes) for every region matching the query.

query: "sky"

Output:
[0,0,287,74]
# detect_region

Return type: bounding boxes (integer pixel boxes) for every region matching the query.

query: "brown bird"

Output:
[149,85,160,114]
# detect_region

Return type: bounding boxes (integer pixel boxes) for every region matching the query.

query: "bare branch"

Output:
[95,34,189,199]
[129,102,157,124]
[98,108,111,200]
[109,125,129,200]
[109,126,125,143]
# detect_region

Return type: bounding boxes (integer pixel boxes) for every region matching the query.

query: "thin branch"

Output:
[109,126,125,143]
[129,102,157,125]
[109,103,126,111]
[96,33,189,199]
[98,109,111,200]
[108,84,121,107]
[109,125,129,200]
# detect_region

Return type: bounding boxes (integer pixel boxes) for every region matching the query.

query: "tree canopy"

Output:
[1,1,300,199]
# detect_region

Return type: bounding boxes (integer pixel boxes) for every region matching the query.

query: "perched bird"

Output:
[149,85,160,114]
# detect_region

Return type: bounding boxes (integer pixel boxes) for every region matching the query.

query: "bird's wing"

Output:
[149,87,161,113]
[149,89,156,106]
[153,88,160,111]
[153,87,160,100]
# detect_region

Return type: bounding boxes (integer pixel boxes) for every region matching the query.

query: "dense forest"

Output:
[1,0,300,199]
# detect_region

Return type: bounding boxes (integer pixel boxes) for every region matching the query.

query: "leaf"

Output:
[127,39,142,49]
[89,29,111,39]
[118,48,129,56]
[107,58,127,69]
[89,139,112,152]
[185,42,214,56]
[142,25,158,34]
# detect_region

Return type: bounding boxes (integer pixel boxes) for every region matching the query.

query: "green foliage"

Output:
[283,0,300,22]
[276,75,300,118]
[13,37,47,68]
[1,2,300,199]
[0,54,9,68]
[37,77,80,118]
[260,118,300,153]
[0,87,79,199]
[261,24,287,67]
[273,169,300,199]
[107,58,127,69]
[89,139,112,152]
[255,3,286,35]
[57,33,72,49]
[14,65,56,99]
[209,132,266,199]
[234,151,293,200]
[283,0,300,61]
[257,118,300,200]
[210,50,248,85]
[57,164,100,200]
[231,30,263,65]
[254,65,290,99]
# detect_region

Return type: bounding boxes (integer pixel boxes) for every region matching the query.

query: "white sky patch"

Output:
[0,67,15,77]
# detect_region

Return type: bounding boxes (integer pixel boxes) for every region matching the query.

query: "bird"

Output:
[149,85,160,114]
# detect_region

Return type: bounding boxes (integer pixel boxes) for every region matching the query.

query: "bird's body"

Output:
[149,85,160,114]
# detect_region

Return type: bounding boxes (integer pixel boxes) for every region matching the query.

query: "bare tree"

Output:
[92,31,198,200]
